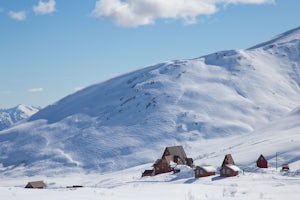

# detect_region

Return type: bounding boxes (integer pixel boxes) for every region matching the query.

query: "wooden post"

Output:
[276,152,278,171]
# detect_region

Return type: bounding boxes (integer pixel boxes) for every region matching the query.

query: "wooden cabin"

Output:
[256,154,268,168]
[220,164,240,177]
[195,165,216,178]
[162,145,193,167]
[142,169,155,177]
[25,181,46,189]
[221,154,235,167]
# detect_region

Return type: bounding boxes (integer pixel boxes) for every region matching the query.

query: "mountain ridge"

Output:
[0,105,39,131]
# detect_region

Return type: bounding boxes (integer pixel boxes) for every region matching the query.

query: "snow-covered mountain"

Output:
[0,105,39,131]
[0,27,299,175]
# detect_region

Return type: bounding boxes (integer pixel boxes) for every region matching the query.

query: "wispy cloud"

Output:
[33,0,56,15]
[92,0,274,27]
[8,11,27,21]
[28,88,44,93]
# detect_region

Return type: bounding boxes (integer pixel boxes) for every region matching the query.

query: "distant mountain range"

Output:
[0,105,39,131]
[0,27,299,176]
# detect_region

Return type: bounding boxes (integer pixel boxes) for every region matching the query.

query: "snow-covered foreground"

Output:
[0,165,299,200]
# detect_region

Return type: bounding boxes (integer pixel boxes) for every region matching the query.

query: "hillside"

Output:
[0,27,300,175]
[0,105,39,131]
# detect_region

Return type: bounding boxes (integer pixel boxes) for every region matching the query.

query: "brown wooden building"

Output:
[162,145,193,167]
[194,165,216,178]
[220,164,240,177]
[142,145,194,177]
[25,181,46,189]
[256,154,268,168]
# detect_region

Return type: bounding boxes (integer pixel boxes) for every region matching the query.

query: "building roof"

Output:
[257,154,267,162]
[224,164,240,172]
[25,181,45,188]
[197,165,216,173]
[165,145,187,160]
[222,154,235,167]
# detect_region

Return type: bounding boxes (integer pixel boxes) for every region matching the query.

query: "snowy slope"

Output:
[0,105,39,131]
[0,27,300,175]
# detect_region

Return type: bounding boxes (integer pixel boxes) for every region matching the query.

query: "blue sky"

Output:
[0,0,299,108]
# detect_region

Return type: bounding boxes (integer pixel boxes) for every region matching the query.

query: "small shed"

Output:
[220,164,240,177]
[281,164,289,171]
[221,154,235,167]
[25,181,46,189]
[195,165,216,178]
[142,169,155,177]
[256,154,268,168]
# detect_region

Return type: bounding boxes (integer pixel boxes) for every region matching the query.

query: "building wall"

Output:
[195,168,215,178]
[220,167,238,177]
[154,160,172,175]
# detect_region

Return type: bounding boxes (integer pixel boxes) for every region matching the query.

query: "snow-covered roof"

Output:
[198,165,216,172]
[225,165,240,172]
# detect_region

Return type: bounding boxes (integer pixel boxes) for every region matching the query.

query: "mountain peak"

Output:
[0,104,39,131]
[14,104,39,116]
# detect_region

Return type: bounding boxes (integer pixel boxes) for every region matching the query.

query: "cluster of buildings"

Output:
[23,145,289,189]
[142,145,287,178]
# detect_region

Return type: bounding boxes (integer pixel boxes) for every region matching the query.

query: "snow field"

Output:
[0,166,299,200]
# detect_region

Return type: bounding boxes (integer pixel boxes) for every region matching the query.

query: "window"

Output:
[200,170,203,175]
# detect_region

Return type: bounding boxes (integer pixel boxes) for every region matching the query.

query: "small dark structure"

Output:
[221,154,235,167]
[142,169,155,177]
[220,164,240,177]
[256,154,268,168]
[185,158,194,167]
[25,181,46,189]
[66,185,84,188]
[195,165,216,178]
[281,164,290,171]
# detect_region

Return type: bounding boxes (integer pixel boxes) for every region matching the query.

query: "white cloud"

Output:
[8,11,27,21]
[28,88,44,93]
[91,0,274,27]
[33,0,56,15]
